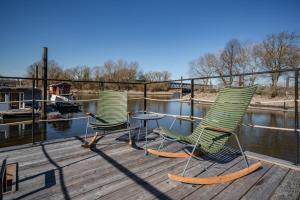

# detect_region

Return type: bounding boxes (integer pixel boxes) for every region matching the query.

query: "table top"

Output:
[132,112,165,120]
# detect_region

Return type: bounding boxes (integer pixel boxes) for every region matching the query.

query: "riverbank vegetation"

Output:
[26,59,171,91]
[24,31,300,95]
[189,31,300,97]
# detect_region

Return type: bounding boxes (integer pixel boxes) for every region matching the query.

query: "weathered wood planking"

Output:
[270,170,300,200]
[240,166,289,200]
[0,129,300,200]
[152,157,243,200]
[245,151,300,171]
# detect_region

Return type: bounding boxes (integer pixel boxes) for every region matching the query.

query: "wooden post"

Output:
[42,47,48,141]
[42,47,47,119]
[295,69,299,165]
[31,76,35,144]
[190,79,194,132]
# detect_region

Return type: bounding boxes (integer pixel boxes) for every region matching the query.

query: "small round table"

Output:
[132,112,165,154]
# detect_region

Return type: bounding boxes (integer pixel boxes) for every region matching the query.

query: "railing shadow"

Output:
[76,134,173,199]
[15,151,99,200]
[89,146,173,200]
[14,144,70,200]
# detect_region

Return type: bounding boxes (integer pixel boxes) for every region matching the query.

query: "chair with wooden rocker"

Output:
[81,90,133,148]
[147,85,262,184]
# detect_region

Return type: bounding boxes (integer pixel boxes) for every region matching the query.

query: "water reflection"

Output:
[0,93,298,163]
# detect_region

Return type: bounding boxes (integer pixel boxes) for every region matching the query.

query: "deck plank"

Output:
[210,161,272,200]
[0,130,299,200]
[154,157,243,200]
[269,170,300,200]
[240,165,289,200]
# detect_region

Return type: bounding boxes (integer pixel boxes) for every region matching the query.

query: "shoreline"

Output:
[73,90,175,96]
[185,91,295,109]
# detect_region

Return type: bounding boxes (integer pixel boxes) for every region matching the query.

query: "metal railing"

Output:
[0,47,299,165]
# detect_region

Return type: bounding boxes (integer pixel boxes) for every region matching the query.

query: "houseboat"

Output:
[0,87,41,119]
[48,83,80,112]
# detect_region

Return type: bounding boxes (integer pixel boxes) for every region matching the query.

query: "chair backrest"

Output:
[187,86,257,153]
[96,90,127,123]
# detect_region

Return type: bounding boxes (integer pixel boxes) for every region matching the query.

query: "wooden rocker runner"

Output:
[147,86,262,184]
[82,91,132,148]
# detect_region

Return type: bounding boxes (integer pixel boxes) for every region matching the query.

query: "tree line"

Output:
[189,31,300,97]
[27,59,171,91]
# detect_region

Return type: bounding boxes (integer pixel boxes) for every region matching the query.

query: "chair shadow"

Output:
[89,146,173,200]
[14,144,71,200]
[184,145,241,164]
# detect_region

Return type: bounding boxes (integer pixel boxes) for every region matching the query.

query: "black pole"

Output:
[144,82,147,127]
[32,76,35,144]
[42,47,47,119]
[295,69,299,165]
[42,47,48,142]
[35,65,39,87]
[190,79,194,132]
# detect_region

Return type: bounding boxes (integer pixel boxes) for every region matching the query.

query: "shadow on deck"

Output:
[0,129,299,200]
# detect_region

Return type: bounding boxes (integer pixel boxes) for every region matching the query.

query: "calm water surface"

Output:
[0,93,298,163]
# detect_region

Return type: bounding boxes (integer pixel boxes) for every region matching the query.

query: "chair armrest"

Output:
[175,115,195,122]
[127,111,134,116]
[200,125,232,134]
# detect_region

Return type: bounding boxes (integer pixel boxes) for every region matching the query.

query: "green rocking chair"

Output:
[147,86,262,184]
[82,90,132,148]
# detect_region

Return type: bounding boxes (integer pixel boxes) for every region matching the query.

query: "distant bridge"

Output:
[169,82,205,93]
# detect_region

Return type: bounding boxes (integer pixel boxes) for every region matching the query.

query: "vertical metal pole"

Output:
[179,76,183,124]
[295,69,299,165]
[180,76,183,99]
[190,79,194,132]
[42,47,48,141]
[101,82,104,91]
[31,76,35,144]
[144,82,147,127]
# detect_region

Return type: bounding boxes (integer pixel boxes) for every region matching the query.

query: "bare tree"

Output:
[143,71,171,91]
[27,60,64,87]
[255,32,300,96]
[189,53,217,86]
[218,39,245,86]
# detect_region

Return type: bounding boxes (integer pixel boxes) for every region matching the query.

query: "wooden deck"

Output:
[0,129,300,200]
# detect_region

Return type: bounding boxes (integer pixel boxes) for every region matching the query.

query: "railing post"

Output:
[190,79,194,132]
[32,76,35,144]
[295,69,299,165]
[144,82,147,127]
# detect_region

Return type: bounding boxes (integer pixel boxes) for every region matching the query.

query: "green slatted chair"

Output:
[147,86,262,185]
[82,90,132,148]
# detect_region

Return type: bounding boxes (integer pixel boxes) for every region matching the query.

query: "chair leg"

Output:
[145,121,148,155]
[128,123,132,145]
[158,136,166,150]
[182,128,204,176]
[84,117,90,140]
[156,119,159,128]
[233,133,249,167]
[137,120,142,142]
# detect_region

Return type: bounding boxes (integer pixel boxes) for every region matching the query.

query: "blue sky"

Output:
[0,0,299,79]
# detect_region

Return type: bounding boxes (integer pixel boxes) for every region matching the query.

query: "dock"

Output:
[0,109,40,120]
[0,129,300,200]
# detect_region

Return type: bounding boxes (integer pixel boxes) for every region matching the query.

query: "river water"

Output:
[0,93,298,163]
